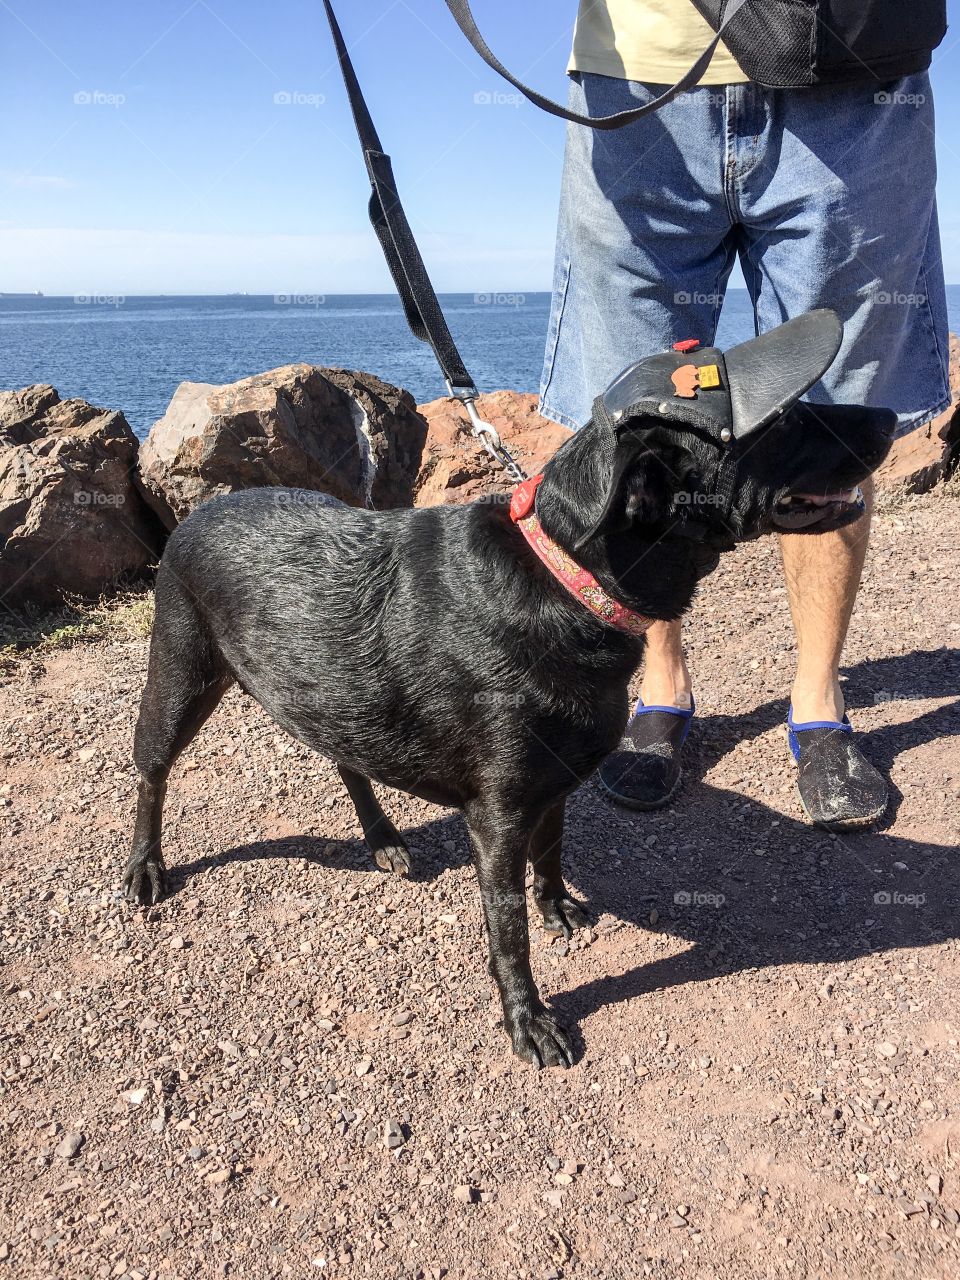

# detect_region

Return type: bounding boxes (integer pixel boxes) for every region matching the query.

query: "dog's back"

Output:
[153,490,471,794]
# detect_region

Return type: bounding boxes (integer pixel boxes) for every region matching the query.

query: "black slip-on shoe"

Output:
[787,708,888,831]
[598,698,695,811]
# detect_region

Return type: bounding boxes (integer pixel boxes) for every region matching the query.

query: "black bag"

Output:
[441,0,947,133]
[690,0,946,87]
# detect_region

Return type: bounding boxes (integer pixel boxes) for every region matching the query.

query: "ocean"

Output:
[1,288,957,440]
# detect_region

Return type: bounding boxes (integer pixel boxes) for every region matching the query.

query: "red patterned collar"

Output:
[509,474,653,638]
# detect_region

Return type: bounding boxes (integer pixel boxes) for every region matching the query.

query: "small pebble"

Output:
[383,1120,404,1150]
[55,1132,84,1160]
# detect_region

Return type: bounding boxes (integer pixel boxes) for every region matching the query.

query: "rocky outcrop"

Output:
[138,364,427,528]
[4,332,954,616]
[0,386,162,607]
[413,391,571,506]
[876,333,960,493]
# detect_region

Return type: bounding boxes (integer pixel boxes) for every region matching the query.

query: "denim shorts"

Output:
[539,72,950,437]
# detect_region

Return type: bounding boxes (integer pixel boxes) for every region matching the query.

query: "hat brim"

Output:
[724,309,843,439]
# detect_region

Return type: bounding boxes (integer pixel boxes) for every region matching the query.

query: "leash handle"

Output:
[442,0,751,130]
[322,0,477,393]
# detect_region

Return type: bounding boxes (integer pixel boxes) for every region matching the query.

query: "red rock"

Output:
[413,391,571,507]
[0,386,161,607]
[876,332,959,492]
[138,364,427,528]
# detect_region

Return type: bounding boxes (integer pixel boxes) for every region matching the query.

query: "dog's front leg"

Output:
[465,799,574,1069]
[530,801,592,939]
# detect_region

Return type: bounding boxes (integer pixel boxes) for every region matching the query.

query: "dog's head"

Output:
[537,311,894,616]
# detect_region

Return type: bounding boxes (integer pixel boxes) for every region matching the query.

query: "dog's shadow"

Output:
[166,821,471,889]
[165,649,959,1028]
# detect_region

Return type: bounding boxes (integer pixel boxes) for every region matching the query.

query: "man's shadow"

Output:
[682,646,960,825]
[167,648,958,1028]
[554,648,959,1025]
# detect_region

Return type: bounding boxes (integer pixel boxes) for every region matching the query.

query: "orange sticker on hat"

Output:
[671,364,700,398]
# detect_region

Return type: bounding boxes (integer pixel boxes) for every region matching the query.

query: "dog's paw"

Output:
[123,856,167,906]
[372,841,411,877]
[509,1007,575,1069]
[536,894,592,939]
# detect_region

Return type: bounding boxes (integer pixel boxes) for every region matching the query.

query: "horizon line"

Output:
[4,283,959,298]
[0,289,557,298]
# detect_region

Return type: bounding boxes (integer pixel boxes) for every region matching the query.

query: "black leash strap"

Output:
[443,0,750,129]
[321,0,476,395]
[320,0,749,480]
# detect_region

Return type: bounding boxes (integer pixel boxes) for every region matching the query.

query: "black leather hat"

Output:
[598,309,844,443]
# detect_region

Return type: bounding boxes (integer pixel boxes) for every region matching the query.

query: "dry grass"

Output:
[0,587,154,676]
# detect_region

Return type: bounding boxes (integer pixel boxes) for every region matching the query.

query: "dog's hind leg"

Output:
[529,801,592,939]
[124,574,231,905]
[337,765,411,876]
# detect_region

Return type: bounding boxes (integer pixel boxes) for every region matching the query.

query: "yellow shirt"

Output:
[569,0,749,85]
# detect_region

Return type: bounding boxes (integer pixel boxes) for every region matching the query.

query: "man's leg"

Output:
[778,475,889,827]
[539,73,734,432]
[638,621,692,709]
[539,72,733,809]
[736,71,949,827]
[781,477,873,725]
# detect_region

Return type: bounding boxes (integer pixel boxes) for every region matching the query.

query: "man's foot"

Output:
[598,698,695,810]
[787,708,888,831]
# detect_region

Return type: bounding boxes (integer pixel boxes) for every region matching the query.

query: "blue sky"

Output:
[1,0,958,293]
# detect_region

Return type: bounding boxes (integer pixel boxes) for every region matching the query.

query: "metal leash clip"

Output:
[447,382,528,483]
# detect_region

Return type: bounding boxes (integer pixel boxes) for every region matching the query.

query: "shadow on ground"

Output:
[162,648,960,1035]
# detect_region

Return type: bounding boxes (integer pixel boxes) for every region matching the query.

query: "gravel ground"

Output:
[1,484,959,1280]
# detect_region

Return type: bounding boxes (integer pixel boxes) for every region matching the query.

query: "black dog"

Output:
[125,312,893,1067]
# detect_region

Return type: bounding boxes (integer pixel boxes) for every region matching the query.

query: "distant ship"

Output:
[0,290,43,298]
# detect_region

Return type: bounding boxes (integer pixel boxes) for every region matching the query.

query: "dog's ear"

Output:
[574,430,685,552]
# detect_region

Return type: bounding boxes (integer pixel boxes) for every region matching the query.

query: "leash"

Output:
[320,0,749,482]
[321,0,526,482]
[442,0,749,128]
